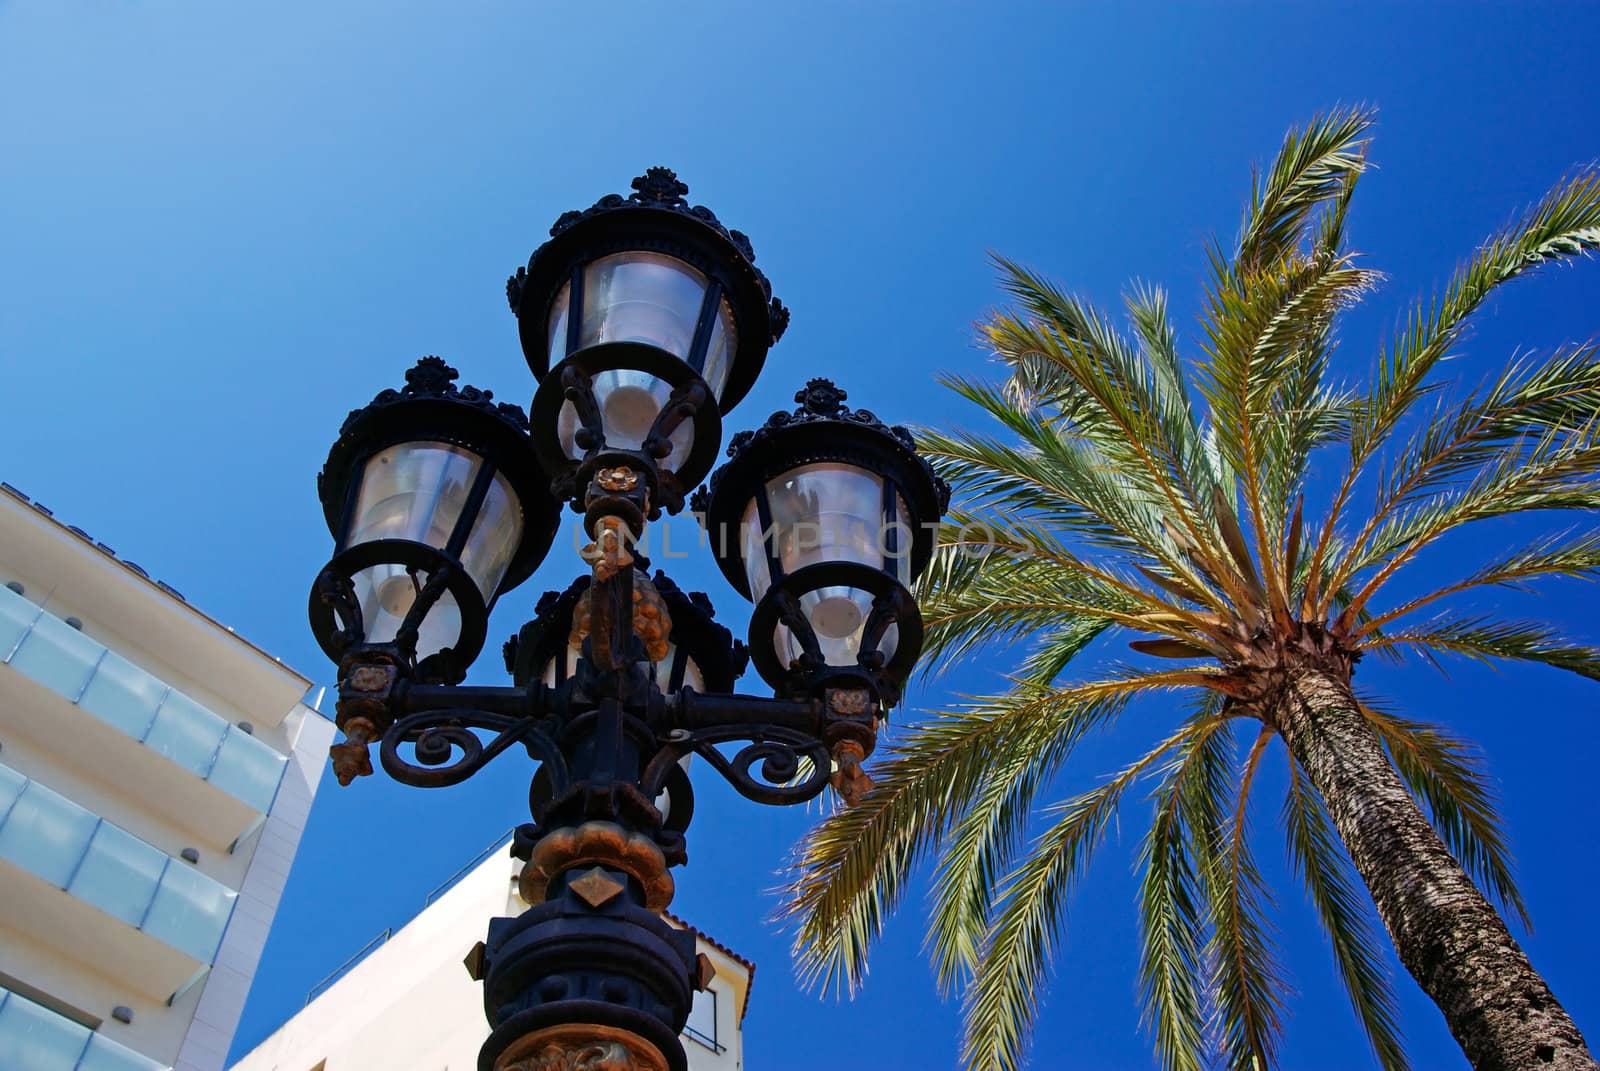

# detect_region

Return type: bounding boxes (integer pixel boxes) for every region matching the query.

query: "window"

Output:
[684,988,719,1052]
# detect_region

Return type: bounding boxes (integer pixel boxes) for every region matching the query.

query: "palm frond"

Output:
[915,539,1127,674]
[1283,758,1409,1070]
[784,674,1194,995]
[981,263,1234,590]
[1307,169,1600,616]
[1332,416,1600,624]
[1363,613,1600,683]
[1193,724,1285,1070]
[1370,345,1600,521]
[1137,698,1231,1071]
[1361,702,1530,925]
[959,705,1219,1071]
[1198,234,1377,624]
[1235,107,1375,275]
[1358,529,1600,637]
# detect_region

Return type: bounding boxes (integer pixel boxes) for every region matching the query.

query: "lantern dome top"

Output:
[692,378,951,601]
[692,378,951,515]
[506,168,790,413]
[317,357,539,533]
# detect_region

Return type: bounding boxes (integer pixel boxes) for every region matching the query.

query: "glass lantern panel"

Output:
[696,302,737,400]
[580,253,708,360]
[648,643,706,695]
[457,468,523,600]
[349,563,464,663]
[547,281,572,364]
[345,442,483,553]
[539,644,582,687]
[556,369,693,470]
[773,585,900,669]
[885,491,913,586]
[740,464,886,602]
[738,497,771,601]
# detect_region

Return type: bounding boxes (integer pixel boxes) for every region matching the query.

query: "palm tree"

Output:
[781,109,1600,1071]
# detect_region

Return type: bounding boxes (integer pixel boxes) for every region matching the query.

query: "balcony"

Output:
[0,983,168,1071]
[0,764,237,999]
[0,584,287,845]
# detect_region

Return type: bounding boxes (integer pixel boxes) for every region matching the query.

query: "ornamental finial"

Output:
[795,378,847,416]
[631,167,689,206]
[404,356,459,394]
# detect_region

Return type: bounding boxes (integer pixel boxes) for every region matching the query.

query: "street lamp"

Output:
[310,169,947,1071]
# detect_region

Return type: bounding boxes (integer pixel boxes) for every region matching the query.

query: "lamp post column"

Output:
[478,463,697,1071]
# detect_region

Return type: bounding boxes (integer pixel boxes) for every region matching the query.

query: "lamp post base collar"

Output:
[519,821,675,911]
[491,1024,668,1071]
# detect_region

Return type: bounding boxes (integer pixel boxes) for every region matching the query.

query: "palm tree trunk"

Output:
[1272,664,1595,1071]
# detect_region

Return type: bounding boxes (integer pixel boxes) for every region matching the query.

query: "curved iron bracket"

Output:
[654,723,833,806]
[380,709,570,792]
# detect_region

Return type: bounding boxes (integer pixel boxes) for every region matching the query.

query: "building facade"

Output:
[0,484,334,1071]
[228,839,753,1071]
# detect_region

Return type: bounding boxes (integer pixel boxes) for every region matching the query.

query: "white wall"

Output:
[0,490,332,1070]
[230,846,750,1071]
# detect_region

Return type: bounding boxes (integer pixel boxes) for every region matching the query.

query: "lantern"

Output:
[508,168,789,508]
[310,357,559,682]
[694,379,949,705]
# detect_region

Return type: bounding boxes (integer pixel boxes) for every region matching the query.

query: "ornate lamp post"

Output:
[310,169,948,1071]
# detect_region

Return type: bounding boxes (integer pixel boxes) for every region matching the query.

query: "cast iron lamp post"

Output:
[309,168,949,1071]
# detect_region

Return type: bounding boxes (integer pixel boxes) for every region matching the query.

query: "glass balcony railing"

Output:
[0,764,237,963]
[0,983,168,1071]
[0,584,286,813]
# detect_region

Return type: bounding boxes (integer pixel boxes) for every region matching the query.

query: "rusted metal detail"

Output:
[494,1024,667,1071]
[631,575,672,664]
[694,952,716,992]
[595,466,640,493]
[828,739,873,807]
[329,716,377,786]
[567,866,626,909]
[463,940,487,982]
[335,649,403,729]
[580,515,635,583]
[825,687,872,716]
[348,664,392,692]
[568,571,673,667]
[519,821,676,911]
[568,589,593,651]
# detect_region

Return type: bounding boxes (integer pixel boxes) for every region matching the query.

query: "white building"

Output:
[0,483,335,1071]
[228,838,753,1071]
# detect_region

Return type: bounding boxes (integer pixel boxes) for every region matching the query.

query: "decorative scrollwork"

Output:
[773,588,823,671]
[316,568,364,654]
[672,724,832,806]
[380,709,569,791]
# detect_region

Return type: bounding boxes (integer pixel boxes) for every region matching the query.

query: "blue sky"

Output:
[3,4,1598,1069]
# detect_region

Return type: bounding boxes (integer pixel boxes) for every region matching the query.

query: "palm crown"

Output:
[781,108,1600,1071]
